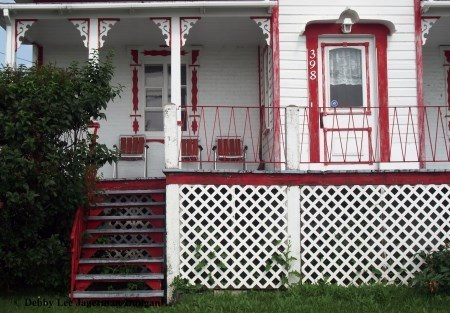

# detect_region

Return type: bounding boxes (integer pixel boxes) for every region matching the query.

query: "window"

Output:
[144,64,187,132]
[328,48,363,107]
[322,43,370,109]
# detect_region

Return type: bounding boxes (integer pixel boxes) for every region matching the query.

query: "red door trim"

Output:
[304,23,391,163]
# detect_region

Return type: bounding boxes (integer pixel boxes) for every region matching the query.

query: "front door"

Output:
[318,38,378,168]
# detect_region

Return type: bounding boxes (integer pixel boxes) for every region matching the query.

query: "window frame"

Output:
[320,41,372,114]
[142,61,189,137]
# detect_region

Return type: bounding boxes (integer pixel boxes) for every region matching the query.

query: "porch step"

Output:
[79,257,163,266]
[87,215,165,222]
[85,228,165,235]
[72,290,164,300]
[76,273,164,282]
[82,243,164,250]
[101,189,166,195]
[72,184,167,304]
[95,202,165,208]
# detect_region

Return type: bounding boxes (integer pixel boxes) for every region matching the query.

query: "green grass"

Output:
[1,285,449,313]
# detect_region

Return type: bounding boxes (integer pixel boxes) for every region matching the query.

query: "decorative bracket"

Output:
[252,17,271,46]
[15,19,37,51]
[151,18,171,47]
[181,17,200,47]
[421,17,439,46]
[70,19,90,48]
[98,18,119,48]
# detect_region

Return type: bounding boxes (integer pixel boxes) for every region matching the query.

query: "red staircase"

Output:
[70,180,166,304]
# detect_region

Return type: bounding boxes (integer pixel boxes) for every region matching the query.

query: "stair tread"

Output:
[79,257,163,265]
[76,273,164,281]
[83,243,164,249]
[85,228,165,235]
[87,215,165,221]
[95,202,165,207]
[102,189,166,195]
[72,290,164,299]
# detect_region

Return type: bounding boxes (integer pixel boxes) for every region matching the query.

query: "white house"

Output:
[1,0,449,305]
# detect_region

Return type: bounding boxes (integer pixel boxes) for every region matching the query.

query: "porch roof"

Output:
[1,1,277,27]
[422,0,450,15]
[1,1,277,11]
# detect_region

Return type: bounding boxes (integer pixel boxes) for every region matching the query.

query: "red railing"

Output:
[180,105,285,170]
[179,105,449,169]
[70,122,100,300]
[70,206,85,300]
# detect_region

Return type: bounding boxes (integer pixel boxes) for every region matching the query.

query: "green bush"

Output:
[0,54,119,291]
[411,243,450,294]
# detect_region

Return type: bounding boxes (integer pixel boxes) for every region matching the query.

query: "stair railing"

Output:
[70,206,85,301]
[70,122,100,301]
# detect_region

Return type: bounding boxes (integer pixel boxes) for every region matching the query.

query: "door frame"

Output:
[304,23,391,165]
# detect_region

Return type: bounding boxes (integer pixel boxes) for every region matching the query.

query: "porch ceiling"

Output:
[24,17,266,48]
[424,16,450,47]
[185,17,266,47]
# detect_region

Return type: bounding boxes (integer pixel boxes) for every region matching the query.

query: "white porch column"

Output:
[286,105,300,170]
[170,16,182,107]
[3,9,15,66]
[164,103,179,168]
[88,18,99,59]
[165,184,180,303]
[171,16,182,166]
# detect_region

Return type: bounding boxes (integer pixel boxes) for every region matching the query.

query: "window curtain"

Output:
[329,48,362,85]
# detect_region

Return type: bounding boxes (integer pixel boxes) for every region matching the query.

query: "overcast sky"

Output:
[1,0,33,66]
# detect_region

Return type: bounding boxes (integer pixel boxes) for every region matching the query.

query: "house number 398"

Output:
[309,49,317,80]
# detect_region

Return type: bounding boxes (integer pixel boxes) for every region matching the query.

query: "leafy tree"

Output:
[0,54,119,291]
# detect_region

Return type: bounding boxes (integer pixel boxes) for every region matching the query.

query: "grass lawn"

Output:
[1,285,449,313]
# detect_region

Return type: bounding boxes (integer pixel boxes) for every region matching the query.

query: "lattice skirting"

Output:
[179,185,288,289]
[300,184,450,285]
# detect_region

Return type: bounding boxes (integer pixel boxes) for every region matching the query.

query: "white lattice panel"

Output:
[300,184,450,286]
[180,185,288,289]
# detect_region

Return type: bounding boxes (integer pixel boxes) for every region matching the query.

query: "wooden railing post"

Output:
[164,102,179,169]
[286,105,300,170]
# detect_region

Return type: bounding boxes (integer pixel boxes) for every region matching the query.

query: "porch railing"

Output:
[178,105,449,169]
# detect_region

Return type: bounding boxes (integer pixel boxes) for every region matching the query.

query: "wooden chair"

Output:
[112,135,149,178]
[181,137,203,169]
[212,137,248,170]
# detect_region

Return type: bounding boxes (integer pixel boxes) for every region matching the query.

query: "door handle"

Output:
[319,112,324,129]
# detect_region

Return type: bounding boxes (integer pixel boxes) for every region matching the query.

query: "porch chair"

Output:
[212,136,248,170]
[181,137,203,169]
[112,135,149,178]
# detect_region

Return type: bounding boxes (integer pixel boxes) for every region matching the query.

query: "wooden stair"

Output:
[71,184,166,305]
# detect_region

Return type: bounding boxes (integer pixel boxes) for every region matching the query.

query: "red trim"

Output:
[304,23,391,163]
[34,42,43,66]
[142,50,188,56]
[415,0,425,168]
[320,42,371,111]
[445,51,450,110]
[271,7,281,165]
[97,179,166,191]
[191,68,198,111]
[130,49,140,134]
[132,68,139,112]
[165,171,450,186]
[192,50,200,65]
